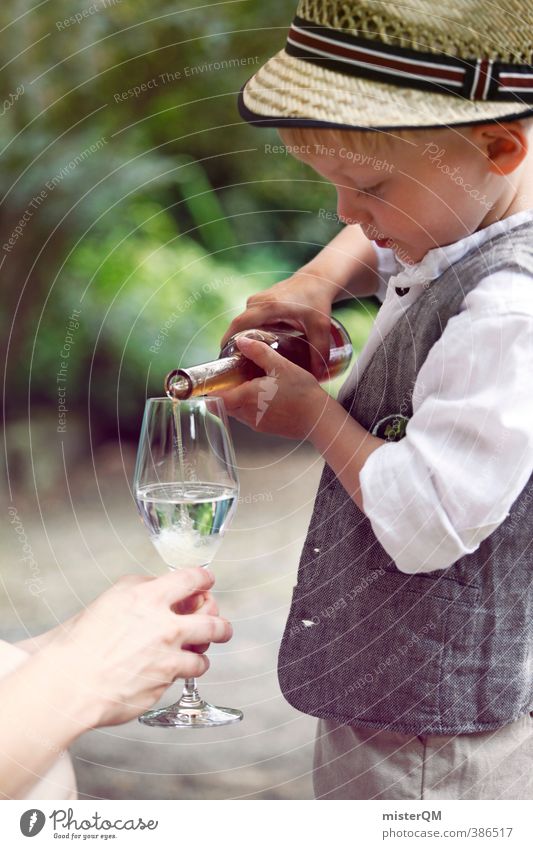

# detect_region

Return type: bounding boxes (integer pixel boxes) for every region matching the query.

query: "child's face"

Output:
[285,129,501,264]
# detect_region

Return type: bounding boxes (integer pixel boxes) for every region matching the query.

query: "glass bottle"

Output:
[165,317,352,400]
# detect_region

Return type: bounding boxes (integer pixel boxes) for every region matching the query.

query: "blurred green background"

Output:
[0,0,377,449]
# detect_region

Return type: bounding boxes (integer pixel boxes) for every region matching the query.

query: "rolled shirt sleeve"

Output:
[359,275,533,573]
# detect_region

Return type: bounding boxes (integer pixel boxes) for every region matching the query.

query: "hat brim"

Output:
[239,49,533,132]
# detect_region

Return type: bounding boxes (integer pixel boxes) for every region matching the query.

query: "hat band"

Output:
[285,16,533,102]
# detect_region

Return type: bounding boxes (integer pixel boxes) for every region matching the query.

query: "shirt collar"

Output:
[388,208,533,288]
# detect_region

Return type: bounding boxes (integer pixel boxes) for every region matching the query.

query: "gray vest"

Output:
[278,220,533,735]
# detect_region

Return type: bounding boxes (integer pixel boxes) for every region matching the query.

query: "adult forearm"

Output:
[301,224,380,303]
[15,615,79,656]
[0,646,92,798]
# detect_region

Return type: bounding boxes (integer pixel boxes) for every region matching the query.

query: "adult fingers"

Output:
[183,642,210,655]
[182,589,221,653]
[142,652,210,689]
[175,650,210,679]
[112,574,152,591]
[172,590,218,617]
[172,591,207,616]
[151,567,215,606]
[194,593,219,617]
[174,613,232,646]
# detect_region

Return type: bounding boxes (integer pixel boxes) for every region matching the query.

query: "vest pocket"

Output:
[278,573,448,732]
[375,569,480,607]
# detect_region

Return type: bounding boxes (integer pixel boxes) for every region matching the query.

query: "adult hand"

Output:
[43,568,232,728]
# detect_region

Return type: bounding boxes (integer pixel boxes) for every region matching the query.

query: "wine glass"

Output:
[133,396,242,728]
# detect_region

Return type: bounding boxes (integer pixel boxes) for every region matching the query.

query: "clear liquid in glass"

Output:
[135,482,238,569]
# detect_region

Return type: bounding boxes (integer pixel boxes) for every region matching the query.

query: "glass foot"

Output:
[139,699,243,728]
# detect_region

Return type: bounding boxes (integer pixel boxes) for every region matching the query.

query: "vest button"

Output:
[313,547,321,554]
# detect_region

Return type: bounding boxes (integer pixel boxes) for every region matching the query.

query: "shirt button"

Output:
[313,547,320,554]
[395,287,410,297]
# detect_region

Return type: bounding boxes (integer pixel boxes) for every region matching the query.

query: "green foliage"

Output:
[0,1,376,439]
[29,196,288,434]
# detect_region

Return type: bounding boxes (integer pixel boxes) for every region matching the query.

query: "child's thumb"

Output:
[236,336,285,372]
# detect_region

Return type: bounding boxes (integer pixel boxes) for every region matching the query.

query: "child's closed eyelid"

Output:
[359,183,383,197]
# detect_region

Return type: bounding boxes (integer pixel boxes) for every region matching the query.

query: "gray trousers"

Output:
[313,711,533,799]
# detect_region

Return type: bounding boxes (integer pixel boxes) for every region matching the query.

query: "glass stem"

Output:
[181,677,202,706]
[179,567,208,709]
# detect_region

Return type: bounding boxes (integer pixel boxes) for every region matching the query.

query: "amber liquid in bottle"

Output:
[165,318,353,400]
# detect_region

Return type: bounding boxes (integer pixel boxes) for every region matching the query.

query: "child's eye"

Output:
[360,183,383,197]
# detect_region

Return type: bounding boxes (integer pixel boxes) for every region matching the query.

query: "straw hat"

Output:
[239,0,533,130]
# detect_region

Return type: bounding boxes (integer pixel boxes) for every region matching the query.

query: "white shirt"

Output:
[351,209,533,574]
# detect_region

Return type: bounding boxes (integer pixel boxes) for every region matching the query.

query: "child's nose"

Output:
[337,205,372,228]
[336,191,372,228]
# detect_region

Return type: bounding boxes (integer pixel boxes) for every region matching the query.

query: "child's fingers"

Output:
[220,302,302,348]
[217,385,247,415]
[302,313,333,379]
[232,341,286,419]
[220,306,266,347]
[235,336,287,373]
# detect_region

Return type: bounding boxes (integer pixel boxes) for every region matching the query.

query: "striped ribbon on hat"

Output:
[285,16,533,102]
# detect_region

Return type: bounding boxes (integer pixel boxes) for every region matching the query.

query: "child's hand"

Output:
[220,272,336,379]
[219,336,328,439]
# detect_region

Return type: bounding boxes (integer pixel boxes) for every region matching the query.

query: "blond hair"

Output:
[278,117,533,159]
[278,125,446,158]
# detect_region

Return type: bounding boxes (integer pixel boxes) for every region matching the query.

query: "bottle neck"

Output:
[165,353,252,399]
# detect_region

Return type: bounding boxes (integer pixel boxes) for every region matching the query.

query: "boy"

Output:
[219,0,533,799]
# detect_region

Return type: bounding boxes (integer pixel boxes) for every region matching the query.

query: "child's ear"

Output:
[470,122,529,176]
